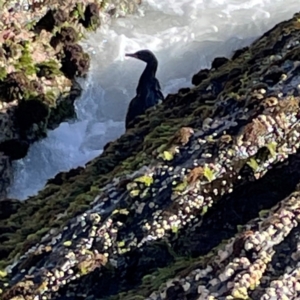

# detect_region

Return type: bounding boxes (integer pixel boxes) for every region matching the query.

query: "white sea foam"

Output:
[8,0,299,200]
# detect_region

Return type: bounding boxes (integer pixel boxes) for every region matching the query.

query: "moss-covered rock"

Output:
[36,59,63,79]
[0,71,31,102]
[60,43,90,78]
[0,0,142,199]
[1,11,300,300]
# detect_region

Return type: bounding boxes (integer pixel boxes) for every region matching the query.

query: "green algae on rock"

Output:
[2,9,300,300]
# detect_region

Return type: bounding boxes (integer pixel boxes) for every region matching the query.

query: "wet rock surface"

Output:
[1,10,300,300]
[0,0,141,199]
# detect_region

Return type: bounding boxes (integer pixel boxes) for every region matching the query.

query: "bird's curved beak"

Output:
[125,53,138,58]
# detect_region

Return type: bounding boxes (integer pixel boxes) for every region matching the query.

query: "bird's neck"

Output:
[140,60,158,82]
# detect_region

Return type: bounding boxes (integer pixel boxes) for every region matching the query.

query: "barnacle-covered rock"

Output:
[3,5,300,300]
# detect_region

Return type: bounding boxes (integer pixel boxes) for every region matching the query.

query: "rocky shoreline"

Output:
[1,5,300,300]
[0,0,141,199]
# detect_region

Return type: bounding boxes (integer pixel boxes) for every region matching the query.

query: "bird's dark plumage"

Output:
[125,49,164,129]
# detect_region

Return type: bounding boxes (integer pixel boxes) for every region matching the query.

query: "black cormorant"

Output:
[125,50,164,129]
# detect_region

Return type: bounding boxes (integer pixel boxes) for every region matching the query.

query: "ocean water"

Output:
[8,0,300,200]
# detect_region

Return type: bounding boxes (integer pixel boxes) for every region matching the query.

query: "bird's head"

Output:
[125,49,157,63]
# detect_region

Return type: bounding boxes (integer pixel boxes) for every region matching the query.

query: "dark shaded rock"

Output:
[0,246,14,263]
[60,44,90,78]
[47,166,84,185]
[0,139,29,160]
[210,73,229,96]
[248,48,275,66]
[50,26,79,48]
[178,87,191,95]
[34,10,56,33]
[249,62,261,73]
[0,198,22,220]
[262,65,285,85]
[166,283,186,300]
[80,3,101,29]
[283,46,300,61]
[191,68,209,85]
[15,99,49,130]
[60,26,79,44]
[0,155,12,200]
[227,67,243,80]
[231,46,249,60]
[211,56,229,69]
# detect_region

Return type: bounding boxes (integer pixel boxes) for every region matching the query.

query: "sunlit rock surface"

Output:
[2,10,300,300]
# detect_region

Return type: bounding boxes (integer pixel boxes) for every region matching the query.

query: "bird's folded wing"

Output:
[155,79,164,101]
